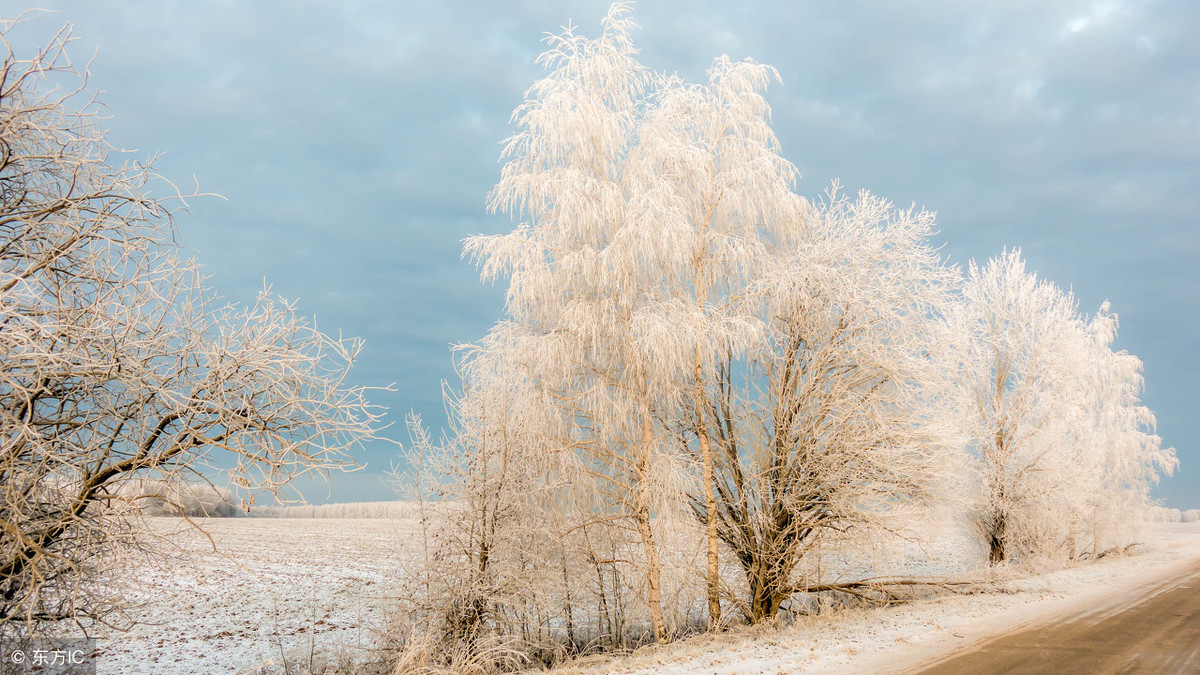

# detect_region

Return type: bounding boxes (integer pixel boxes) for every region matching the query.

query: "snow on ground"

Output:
[555,521,1200,674]
[92,517,1200,674]
[95,517,420,675]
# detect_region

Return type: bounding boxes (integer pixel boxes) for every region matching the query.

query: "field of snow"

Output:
[91,517,1200,675]
[95,517,421,675]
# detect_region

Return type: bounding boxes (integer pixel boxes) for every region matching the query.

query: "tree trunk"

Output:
[988,515,1006,564]
[634,495,667,642]
[635,408,668,643]
[562,549,576,646]
[746,555,787,624]
[694,346,722,629]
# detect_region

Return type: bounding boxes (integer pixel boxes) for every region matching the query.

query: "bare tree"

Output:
[0,16,385,637]
[701,187,957,623]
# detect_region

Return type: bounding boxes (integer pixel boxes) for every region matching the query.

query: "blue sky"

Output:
[8,1,1198,506]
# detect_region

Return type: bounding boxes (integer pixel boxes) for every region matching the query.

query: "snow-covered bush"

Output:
[389,345,708,668]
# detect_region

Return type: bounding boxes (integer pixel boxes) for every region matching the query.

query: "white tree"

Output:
[1071,303,1176,555]
[465,1,817,635]
[944,250,1082,562]
[940,249,1173,563]
[702,186,957,622]
[630,55,807,627]
[463,1,968,637]
[0,16,385,636]
[465,3,685,642]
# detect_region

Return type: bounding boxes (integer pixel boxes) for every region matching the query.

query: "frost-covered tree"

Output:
[943,249,1173,563]
[702,187,957,622]
[0,16,384,637]
[1070,304,1176,555]
[391,335,554,669]
[462,1,966,637]
[628,53,807,628]
[466,3,817,634]
[944,250,1086,563]
[466,3,687,641]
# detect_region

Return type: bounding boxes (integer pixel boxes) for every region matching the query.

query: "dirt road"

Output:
[914,560,1200,674]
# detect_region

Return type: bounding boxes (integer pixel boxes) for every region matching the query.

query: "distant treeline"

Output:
[130,480,241,518]
[134,486,1192,523]
[1147,506,1200,522]
[248,501,421,519]
[128,480,417,519]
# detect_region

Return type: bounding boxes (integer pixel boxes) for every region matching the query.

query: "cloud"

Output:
[11,0,1198,505]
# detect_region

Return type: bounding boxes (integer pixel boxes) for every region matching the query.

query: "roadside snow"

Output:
[555,522,1200,674]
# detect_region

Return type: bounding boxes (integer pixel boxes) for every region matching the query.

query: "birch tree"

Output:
[1071,304,1176,556]
[465,3,691,641]
[464,0,969,635]
[631,56,807,628]
[0,16,384,636]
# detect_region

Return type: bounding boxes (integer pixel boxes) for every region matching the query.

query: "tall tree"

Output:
[466,2,678,641]
[630,54,807,628]
[466,2,962,633]
[1072,304,1177,556]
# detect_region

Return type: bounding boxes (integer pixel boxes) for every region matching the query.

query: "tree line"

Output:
[391,3,1177,670]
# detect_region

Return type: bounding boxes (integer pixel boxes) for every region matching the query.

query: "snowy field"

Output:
[92,518,1200,674]
[96,517,420,674]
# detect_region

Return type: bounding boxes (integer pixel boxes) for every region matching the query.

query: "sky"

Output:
[6,1,1198,506]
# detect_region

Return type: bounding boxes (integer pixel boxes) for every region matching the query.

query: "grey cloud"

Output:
[9,0,1198,505]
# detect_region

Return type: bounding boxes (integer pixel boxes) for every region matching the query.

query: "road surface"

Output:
[914,560,1200,674]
